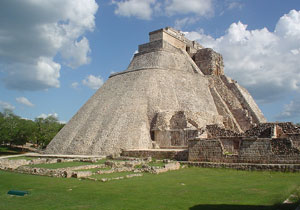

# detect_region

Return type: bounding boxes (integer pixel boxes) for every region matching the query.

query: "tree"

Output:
[0,110,64,148]
[34,116,64,148]
[0,109,20,145]
[12,118,36,146]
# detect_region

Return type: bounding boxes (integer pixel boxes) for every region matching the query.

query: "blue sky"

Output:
[0,0,300,123]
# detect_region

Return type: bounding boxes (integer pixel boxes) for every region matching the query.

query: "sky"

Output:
[0,0,300,123]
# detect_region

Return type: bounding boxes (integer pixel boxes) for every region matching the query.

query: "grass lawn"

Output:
[0,167,300,209]
[91,171,135,179]
[28,159,108,169]
[148,161,165,167]
[28,161,95,169]
[8,156,38,160]
[134,161,165,168]
[95,158,107,164]
[0,146,25,156]
[76,167,111,173]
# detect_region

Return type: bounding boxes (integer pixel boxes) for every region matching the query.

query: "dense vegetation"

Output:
[0,168,300,209]
[0,109,64,149]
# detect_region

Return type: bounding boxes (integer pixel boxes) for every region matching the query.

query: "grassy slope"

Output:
[0,168,299,210]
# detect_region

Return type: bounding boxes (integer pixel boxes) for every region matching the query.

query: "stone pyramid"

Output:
[46,27,266,156]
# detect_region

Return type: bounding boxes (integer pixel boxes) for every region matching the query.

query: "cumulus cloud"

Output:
[0,101,15,111]
[184,10,300,105]
[276,99,300,121]
[71,82,79,89]
[113,0,156,20]
[16,97,34,107]
[0,0,98,91]
[60,37,91,68]
[165,0,213,16]
[226,1,244,10]
[174,17,200,30]
[82,75,104,90]
[112,0,213,20]
[38,112,58,119]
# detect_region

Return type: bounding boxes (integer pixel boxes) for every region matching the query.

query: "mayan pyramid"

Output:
[46,27,266,156]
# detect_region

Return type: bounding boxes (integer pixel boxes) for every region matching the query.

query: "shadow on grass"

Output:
[0,146,26,156]
[190,202,299,210]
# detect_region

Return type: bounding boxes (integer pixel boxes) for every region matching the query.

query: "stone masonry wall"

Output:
[188,137,300,164]
[121,149,188,161]
[194,48,224,76]
[288,134,300,150]
[245,122,300,138]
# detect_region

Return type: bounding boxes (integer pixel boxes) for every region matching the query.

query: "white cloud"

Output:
[0,0,98,91]
[0,101,15,111]
[112,0,213,20]
[174,17,199,30]
[184,10,300,104]
[16,97,34,107]
[82,75,104,90]
[276,98,300,121]
[113,0,156,20]
[165,0,213,16]
[60,37,91,68]
[37,112,65,123]
[71,82,79,89]
[227,1,243,10]
[38,112,58,119]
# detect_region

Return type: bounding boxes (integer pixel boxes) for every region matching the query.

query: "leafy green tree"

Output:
[0,110,64,148]
[12,118,36,146]
[34,116,64,148]
[0,109,20,145]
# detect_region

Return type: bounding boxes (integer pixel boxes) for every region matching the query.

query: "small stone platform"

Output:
[121,149,188,161]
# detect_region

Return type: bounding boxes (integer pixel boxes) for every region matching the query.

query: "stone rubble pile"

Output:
[206,125,240,138]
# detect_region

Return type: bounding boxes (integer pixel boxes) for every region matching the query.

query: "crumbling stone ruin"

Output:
[188,122,300,164]
[46,27,267,157]
[0,156,181,181]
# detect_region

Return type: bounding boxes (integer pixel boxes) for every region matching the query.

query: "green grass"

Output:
[91,171,135,179]
[0,146,25,156]
[134,161,165,168]
[75,167,111,173]
[28,159,108,169]
[0,168,300,210]
[148,161,165,167]
[94,158,107,164]
[7,156,38,160]
[28,161,94,169]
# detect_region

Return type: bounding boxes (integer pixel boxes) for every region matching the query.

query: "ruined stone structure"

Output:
[188,122,300,164]
[46,27,267,156]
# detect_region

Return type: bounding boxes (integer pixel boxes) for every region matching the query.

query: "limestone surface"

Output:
[46,27,266,156]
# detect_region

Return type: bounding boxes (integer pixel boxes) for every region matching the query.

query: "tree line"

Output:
[0,109,65,148]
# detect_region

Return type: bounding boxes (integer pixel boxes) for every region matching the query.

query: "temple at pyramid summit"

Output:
[46,27,300,163]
